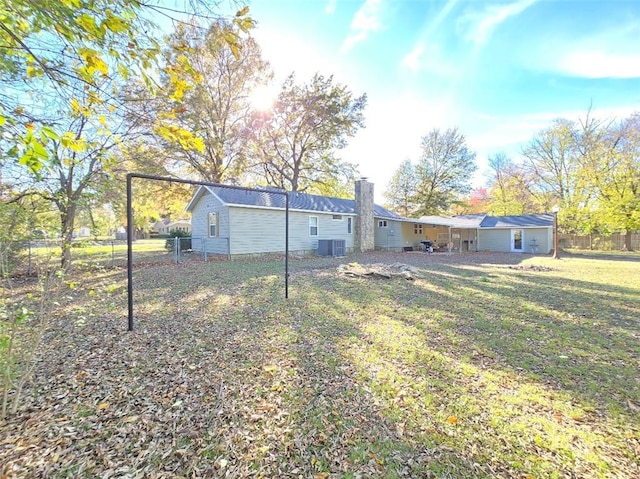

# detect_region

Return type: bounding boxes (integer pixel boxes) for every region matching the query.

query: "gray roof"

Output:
[420,214,486,228]
[480,214,554,228]
[189,185,403,220]
[418,213,553,228]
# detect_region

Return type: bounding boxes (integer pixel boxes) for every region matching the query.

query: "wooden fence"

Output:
[559,233,640,251]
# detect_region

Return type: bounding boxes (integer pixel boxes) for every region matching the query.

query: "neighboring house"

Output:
[75,226,91,238]
[152,218,171,235]
[186,179,554,256]
[152,218,192,235]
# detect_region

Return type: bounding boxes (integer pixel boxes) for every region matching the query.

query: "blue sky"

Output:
[241,0,640,201]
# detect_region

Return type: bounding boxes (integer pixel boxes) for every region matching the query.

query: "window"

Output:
[347,217,352,234]
[208,212,217,237]
[414,223,423,235]
[378,220,388,228]
[309,216,318,236]
[332,214,343,220]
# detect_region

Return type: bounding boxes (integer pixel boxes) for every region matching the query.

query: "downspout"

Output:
[227,208,231,260]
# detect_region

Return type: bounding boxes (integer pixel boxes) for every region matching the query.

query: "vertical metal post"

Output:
[111,240,115,268]
[553,211,560,259]
[27,241,32,275]
[175,236,179,264]
[127,174,134,331]
[285,192,289,299]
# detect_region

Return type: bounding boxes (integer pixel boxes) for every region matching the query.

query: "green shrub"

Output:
[165,229,192,252]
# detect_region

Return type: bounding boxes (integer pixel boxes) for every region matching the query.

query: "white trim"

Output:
[208,212,218,237]
[185,186,229,212]
[309,216,319,236]
[511,229,524,252]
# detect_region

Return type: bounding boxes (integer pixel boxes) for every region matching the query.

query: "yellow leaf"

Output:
[102,13,129,34]
[314,474,328,479]
[447,415,458,424]
[263,365,277,375]
[77,14,99,36]
[123,415,138,423]
[235,6,250,16]
[96,402,109,411]
[70,98,81,116]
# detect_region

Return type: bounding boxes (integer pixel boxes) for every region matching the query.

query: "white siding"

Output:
[190,192,230,255]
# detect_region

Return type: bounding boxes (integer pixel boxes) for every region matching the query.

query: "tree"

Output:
[0,1,254,168]
[8,78,141,269]
[467,187,490,214]
[579,113,640,249]
[137,20,270,184]
[414,127,477,215]
[248,73,366,192]
[521,119,591,232]
[1,1,253,269]
[485,153,540,215]
[384,159,419,216]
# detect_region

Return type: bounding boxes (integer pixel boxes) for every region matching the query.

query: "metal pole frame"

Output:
[553,211,560,259]
[126,173,290,331]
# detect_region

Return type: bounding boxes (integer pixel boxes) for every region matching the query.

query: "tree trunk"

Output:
[624,230,633,251]
[59,204,77,270]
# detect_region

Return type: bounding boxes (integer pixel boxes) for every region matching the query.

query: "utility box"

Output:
[317,239,346,257]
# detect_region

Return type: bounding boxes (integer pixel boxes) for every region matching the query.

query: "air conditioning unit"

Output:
[317,239,346,257]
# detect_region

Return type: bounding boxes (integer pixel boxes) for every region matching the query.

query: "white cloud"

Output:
[401,42,457,78]
[325,0,336,15]
[520,18,640,79]
[399,0,459,74]
[401,43,424,72]
[556,50,640,79]
[341,0,385,52]
[460,0,536,46]
[563,53,640,79]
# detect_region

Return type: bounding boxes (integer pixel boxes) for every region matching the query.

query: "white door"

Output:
[511,229,523,252]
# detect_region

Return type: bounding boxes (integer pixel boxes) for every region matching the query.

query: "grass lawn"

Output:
[1,252,639,478]
[19,239,179,271]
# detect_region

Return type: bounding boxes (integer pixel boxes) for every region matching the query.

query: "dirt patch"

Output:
[337,262,424,280]
[507,264,554,272]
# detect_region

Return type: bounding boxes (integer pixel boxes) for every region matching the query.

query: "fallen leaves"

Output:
[1,252,639,478]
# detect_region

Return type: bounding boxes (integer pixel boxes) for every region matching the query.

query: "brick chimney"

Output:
[354,178,374,252]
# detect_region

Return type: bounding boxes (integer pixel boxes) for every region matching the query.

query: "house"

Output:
[152,218,192,235]
[75,226,91,238]
[185,179,554,256]
[185,179,401,256]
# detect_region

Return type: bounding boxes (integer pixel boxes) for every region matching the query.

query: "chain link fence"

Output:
[0,236,222,277]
